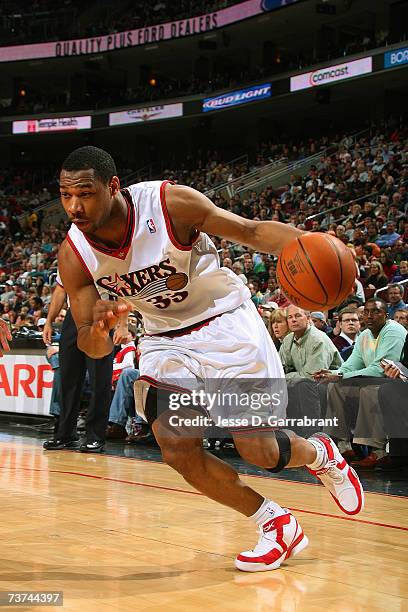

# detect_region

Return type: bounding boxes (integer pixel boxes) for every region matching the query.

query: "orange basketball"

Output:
[276,233,356,311]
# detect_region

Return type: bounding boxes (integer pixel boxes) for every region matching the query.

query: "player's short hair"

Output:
[61,146,117,184]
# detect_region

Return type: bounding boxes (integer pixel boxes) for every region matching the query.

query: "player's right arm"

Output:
[58,240,131,359]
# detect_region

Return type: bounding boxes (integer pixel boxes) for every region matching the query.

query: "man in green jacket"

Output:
[279,306,342,436]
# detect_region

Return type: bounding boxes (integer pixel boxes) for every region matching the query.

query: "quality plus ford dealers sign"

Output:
[384,46,408,68]
[0,0,300,63]
[203,84,271,112]
[290,57,372,92]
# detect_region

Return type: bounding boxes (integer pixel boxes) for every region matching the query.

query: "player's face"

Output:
[59,169,114,233]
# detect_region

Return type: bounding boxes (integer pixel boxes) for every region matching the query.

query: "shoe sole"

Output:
[234,532,309,572]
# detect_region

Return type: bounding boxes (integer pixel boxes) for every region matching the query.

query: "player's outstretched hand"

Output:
[0,318,12,356]
[92,300,133,336]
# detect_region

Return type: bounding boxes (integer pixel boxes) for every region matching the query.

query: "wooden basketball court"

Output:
[1,439,407,611]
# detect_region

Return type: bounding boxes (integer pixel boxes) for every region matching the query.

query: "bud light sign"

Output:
[384,46,408,68]
[203,83,271,112]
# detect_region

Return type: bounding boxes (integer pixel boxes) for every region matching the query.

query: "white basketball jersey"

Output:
[67,180,250,334]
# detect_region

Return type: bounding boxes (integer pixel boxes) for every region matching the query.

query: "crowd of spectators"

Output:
[0,126,407,334]
[0,125,407,468]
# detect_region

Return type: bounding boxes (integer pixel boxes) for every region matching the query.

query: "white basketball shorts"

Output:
[137,299,288,428]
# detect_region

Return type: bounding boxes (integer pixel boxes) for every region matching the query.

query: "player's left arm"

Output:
[165,184,303,255]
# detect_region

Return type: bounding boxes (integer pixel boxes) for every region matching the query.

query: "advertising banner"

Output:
[384,46,408,69]
[109,103,183,126]
[0,354,53,416]
[13,115,92,134]
[203,83,271,112]
[290,57,373,92]
[0,0,300,63]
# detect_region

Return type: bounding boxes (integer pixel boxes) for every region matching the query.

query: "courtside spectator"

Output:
[331,308,361,357]
[388,285,407,319]
[315,298,407,467]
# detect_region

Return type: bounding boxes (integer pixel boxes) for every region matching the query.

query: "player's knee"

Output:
[159,437,200,474]
[237,440,280,470]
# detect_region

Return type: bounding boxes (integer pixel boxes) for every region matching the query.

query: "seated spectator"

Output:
[388,284,407,319]
[379,251,398,281]
[394,309,408,330]
[279,306,342,436]
[248,279,263,307]
[232,261,244,276]
[331,307,361,357]
[364,261,388,294]
[280,307,342,379]
[392,259,408,282]
[268,308,289,351]
[376,221,400,247]
[112,329,137,386]
[40,284,52,307]
[310,311,333,335]
[262,278,279,305]
[315,298,407,467]
[105,367,150,443]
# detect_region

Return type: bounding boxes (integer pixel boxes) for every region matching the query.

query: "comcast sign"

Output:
[290,57,372,92]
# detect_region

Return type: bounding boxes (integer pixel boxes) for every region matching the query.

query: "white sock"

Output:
[306,438,328,470]
[250,498,287,526]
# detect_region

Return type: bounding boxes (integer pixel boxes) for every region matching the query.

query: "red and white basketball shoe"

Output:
[235,512,308,572]
[307,432,364,515]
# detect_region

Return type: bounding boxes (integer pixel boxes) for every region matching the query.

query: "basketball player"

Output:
[58,146,364,572]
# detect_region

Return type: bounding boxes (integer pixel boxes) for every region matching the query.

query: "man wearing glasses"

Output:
[331,308,361,360]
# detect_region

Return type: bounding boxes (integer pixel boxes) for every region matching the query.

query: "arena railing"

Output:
[236,150,335,198]
[204,157,288,201]
[232,129,370,199]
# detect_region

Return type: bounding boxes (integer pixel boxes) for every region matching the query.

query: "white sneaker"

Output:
[235,512,308,572]
[307,432,364,515]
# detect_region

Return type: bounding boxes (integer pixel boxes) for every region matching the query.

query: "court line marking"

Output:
[3,465,408,533]
[3,438,408,500]
[101,450,408,501]
[2,438,408,500]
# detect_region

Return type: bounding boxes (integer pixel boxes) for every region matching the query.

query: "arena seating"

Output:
[0,125,407,331]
